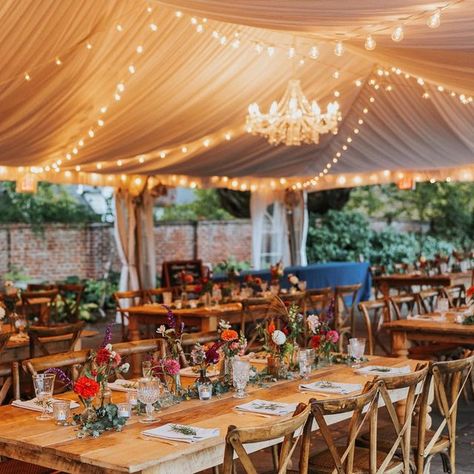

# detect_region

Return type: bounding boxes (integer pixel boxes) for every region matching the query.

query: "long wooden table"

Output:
[384,313,474,357]
[125,303,245,341]
[0,357,418,474]
[374,271,472,298]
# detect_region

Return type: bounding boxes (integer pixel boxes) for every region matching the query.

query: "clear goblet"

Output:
[437,298,449,320]
[348,338,366,368]
[33,373,56,420]
[232,359,250,399]
[138,378,161,424]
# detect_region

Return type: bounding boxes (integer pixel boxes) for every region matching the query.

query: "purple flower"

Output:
[205,342,221,365]
[45,368,72,389]
[325,298,335,323]
[162,305,176,329]
[100,324,113,348]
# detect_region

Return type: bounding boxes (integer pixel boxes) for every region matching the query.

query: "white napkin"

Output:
[108,379,138,392]
[235,399,297,416]
[179,366,220,378]
[142,423,220,443]
[300,380,362,394]
[356,366,411,377]
[12,398,80,413]
[408,314,444,322]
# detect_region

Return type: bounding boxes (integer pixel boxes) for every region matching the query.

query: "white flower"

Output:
[105,343,113,351]
[156,325,166,335]
[218,319,231,330]
[120,362,130,373]
[0,307,5,320]
[271,330,287,346]
[307,314,320,333]
[110,351,117,359]
[289,274,299,285]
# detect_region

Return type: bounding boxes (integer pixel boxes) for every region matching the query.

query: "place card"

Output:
[12,398,79,413]
[355,365,411,377]
[299,380,362,394]
[234,399,297,416]
[142,423,220,443]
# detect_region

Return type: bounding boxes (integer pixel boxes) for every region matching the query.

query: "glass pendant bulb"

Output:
[391,25,404,42]
[334,41,344,56]
[365,35,376,51]
[427,10,441,28]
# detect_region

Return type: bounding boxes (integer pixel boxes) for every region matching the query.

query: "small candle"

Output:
[127,390,138,406]
[198,383,212,400]
[117,402,130,418]
[53,401,70,425]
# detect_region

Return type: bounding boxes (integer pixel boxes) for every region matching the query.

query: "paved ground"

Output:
[84,318,474,473]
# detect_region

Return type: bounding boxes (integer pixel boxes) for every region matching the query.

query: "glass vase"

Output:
[80,399,97,424]
[98,380,112,407]
[317,352,332,368]
[268,355,288,379]
[220,356,234,385]
[170,374,181,396]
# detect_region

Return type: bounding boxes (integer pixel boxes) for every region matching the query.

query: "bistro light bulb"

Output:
[365,35,376,51]
[391,25,404,42]
[334,41,344,56]
[427,10,441,28]
[309,46,319,59]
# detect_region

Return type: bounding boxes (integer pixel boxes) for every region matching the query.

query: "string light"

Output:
[309,46,319,59]
[149,23,158,31]
[365,35,376,51]
[55,57,62,66]
[24,72,31,81]
[136,45,144,54]
[334,41,344,57]
[427,10,441,28]
[391,25,404,42]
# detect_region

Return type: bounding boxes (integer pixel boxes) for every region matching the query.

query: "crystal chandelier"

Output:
[246,79,341,146]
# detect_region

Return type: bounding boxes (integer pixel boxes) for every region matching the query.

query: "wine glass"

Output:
[137,378,161,424]
[33,373,56,420]
[437,297,450,320]
[298,350,311,380]
[232,359,250,399]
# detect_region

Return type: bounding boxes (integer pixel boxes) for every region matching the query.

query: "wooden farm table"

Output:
[384,313,474,357]
[125,303,245,341]
[0,356,419,474]
[374,271,472,298]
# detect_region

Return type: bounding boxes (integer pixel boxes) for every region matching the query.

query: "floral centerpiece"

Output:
[0,304,6,331]
[263,321,290,378]
[270,261,284,285]
[462,286,474,325]
[218,320,247,382]
[307,301,339,366]
[284,303,304,370]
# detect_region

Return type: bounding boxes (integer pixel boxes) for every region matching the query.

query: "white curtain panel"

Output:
[291,191,308,266]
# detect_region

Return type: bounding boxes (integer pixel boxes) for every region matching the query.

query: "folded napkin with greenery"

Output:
[356,366,411,377]
[235,399,297,416]
[142,423,220,443]
[12,398,80,413]
[108,379,138,392]
[300,380,362,394]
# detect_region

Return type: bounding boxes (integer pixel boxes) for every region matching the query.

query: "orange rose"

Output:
[268,322,276,334]
[221,329,238,342]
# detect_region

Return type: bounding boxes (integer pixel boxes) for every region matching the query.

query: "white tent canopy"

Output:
[0,0,473,192]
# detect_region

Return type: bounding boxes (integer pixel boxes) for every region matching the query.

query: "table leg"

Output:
[391,330,409,358]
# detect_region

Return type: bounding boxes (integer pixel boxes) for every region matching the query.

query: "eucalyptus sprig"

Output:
[170,424,197,436]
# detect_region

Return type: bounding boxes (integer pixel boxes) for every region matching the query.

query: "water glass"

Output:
[53,400,70,425]
[437,298,450,319]
[348,338,366,367]
[33,373,55,420]
[117,402,131,419]
[232,359,250,399]
[306,348,316,369]
[137,378,161,424]
[163,291,173,306]
[298,350,311,380]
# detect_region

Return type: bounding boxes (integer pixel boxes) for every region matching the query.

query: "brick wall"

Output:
[0,220,252,281]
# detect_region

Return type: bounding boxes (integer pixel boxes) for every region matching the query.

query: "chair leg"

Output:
[212,466,219,474]
[272,444,279,471]
[440,452,452,473]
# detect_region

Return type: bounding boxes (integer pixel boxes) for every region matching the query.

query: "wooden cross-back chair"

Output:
[307,381,404,474]
[145,287,173,304]
[358,299,391,355]
[440,284,466,308]
[305,287,333,315]
[113,290,147,341]
[415,289,441,314]
[114,338,167,377]
[240,297,274,349]
[26,283,57,291]
[414,352,474,474]
[357,363,430,472]
[0,332,14,404]
[177,331,219,368]
[389,294,422,320]
[57,283,85,322]
[28,321,86,358]
[222,403,312,474]
[334,283,361,350]
[21,289,59,325]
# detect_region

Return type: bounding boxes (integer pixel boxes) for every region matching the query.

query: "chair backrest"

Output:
[57,284,85,322]
[113,290,146,310]
[0,332,14,404]
[114,338,167,376]
[440,284,466,308]
[305,287,333,313]
[223,403,311,474]
[0,331,12,355]
[358,299,390,355]
[27,283,57,291]
[240,297,273,347]
[309,381,380,474]
[21,289,59,325]
[334,284,361,329]
[374,363,429,473]
[416,289,441,314]
[28,321,85,357]
[415,352,474,473]
[389,294,421,320]
[145,287,173,304]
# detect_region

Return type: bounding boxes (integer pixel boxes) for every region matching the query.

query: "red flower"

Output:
[467,286,474,298]
[184,274,194,284]
[96,348,111,365]
[74,376,100,399]
[311,335,321,349]
[194,285,203,294]
[268,322,276,334]
[282,327,289,336]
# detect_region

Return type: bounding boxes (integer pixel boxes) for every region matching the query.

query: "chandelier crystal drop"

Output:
[245,80,341,146]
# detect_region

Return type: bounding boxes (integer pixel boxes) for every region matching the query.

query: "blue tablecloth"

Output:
[214,262,371,302]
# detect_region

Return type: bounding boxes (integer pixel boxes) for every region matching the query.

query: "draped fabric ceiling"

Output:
[1,0,474,192]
